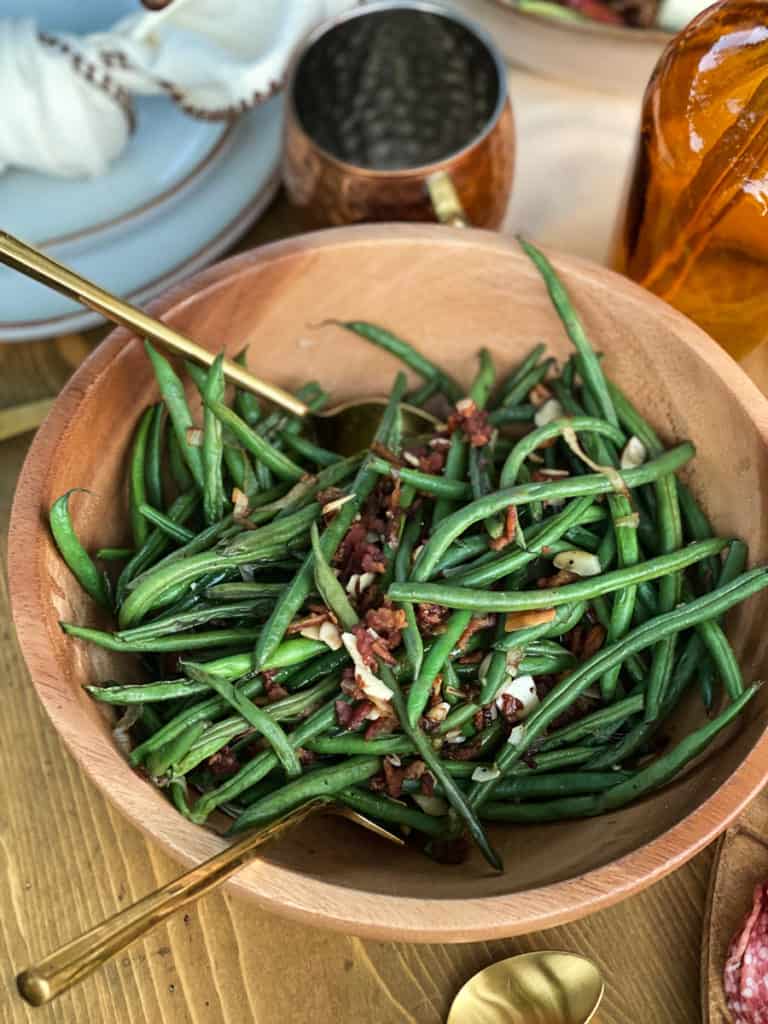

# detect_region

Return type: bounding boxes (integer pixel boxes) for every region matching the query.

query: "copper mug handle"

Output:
[426,172,470,229]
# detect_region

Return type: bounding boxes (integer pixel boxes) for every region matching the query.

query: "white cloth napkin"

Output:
[0,0,356,179]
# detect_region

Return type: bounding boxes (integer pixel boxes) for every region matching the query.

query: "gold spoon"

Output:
[0,231,437,451]
[447,950,605,1024]
[16,797,403,1007]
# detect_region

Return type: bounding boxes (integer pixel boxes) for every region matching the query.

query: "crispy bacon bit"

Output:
[335,700,353,728]
[489,506,519,552]
[347,700,375,731]
[457,651,483,665]
[528,381,552,405]
[446,398,492,448]
[504,608,557,633]
[382,755,407,798]
[297,747,317,766]
[207,747,239,778]
[420,771,435,796]
[365,603,407,636]
[364,713,398,740]
[581,624,606,661]
[351,624,378,670]
[566,625,586,657]
[316,486,346,508]
[417,602,449,634]
[404,759,426,781]
[538,568,580,589]
[456,613,496,651]
[497,693,525,723]
[370,441,406,467]
[286,611,330,635]
[442,737,483,761]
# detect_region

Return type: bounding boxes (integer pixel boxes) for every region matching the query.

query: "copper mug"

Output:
[283,1,514,229]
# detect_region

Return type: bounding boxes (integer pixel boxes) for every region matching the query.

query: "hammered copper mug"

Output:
[283,1,514,229]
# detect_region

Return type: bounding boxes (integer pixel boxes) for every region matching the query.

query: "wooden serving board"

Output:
[702,787,768,1022]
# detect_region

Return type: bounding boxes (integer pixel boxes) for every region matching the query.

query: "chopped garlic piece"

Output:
[412,793,450,816]
[553,549,602,577]
[444,728,466,744]
[322,493,356,516]
[495,674,539,718]
[345,571,376,596]
[341,632,393,705]
[620,435,647,470]
[533,398,564,427]
[403,451,421,467]
[299,624,322,641]
[507,723,526,747]
[425,701,450,723]
[318,620,342,651]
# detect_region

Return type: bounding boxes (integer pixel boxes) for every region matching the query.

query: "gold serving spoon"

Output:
[16,797,403,1007]
[0,231,437,451]
[447,950,604,1024]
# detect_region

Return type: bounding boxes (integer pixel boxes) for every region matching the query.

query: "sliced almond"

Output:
[318,620,342,651]
[504,608,557,632]
[553,549,602,577]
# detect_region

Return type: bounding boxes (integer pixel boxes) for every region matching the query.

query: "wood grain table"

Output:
[4,142,768,1024]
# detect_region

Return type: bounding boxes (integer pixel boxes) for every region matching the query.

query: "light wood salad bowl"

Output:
[9,224,768,942]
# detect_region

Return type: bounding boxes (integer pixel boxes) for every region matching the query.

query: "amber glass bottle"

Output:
[615,1,768,360]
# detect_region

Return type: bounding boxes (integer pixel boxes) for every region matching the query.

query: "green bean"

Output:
[336,321,462,401]
[469,445,504,539]
[278,430,341,467]
[495,602,587,652]
[145,341,204,488]
[204,398,304,482]
[496,343,545,401]
[116,490,199,603]
[86,678,210,704]
[234,350,261,426]
[488,405,536,426]
[407,378,441,405]
[307,735,414,756]
[469,348,495,408]
[117,598,269,642]
[145,403,166,511]
[168,427,193,491]
[184,663,301,777]
[201,353,226,525]
[310,522,358,629]
[49,490,112,609]
[138,503,194,544]
[339,787,447,836]
[432,433,468,525]
[500,417,623,488]
[434,536,491,575]
[146,720,207,779]
[229,756,380,833]
[500,359,554,409]
[519,238,618,427]
[407,609,472,726]
[490,771,633,800]
[190,700,338,821]
[223,503,321,556]
[408,444,695,582]
[390,538,727,611]
[470,569,768,807]
[129,407,153,549]
[131,512,236,584]
[63,621,261,653]
[205,582,285,601]
[396,512,425,680]
[254,373,407,668]
[381,664,502,870]
[96,547,134,561]
[449,495,595,588]
[540,693,644,750]
[369,456,469,499]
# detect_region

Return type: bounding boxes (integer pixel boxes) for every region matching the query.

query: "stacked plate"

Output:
[0,0,282,341]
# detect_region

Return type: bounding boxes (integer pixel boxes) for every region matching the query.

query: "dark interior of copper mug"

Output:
[292,7,502,171]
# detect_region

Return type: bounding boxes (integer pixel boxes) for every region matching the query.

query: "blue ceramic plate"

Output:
[0,0,282,340]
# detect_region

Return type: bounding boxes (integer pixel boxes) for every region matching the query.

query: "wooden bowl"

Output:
[10,224,768,942]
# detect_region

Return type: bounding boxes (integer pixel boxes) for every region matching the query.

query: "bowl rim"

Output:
[11,222,768,942]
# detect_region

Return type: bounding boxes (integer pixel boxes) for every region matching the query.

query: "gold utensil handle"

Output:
[0,230,307,417]
[16,799,326,1007]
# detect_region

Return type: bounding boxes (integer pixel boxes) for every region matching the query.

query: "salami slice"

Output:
[725,882,768,1023]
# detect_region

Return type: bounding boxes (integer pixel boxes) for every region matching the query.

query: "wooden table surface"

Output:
[3,190,768,1024]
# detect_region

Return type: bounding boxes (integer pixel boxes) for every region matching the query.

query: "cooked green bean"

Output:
[138,503,195,544]
[96,547,134,561]
[50,490,111,609]
[497,342,545,401]
[202,353,226,525]
[390,538,727,611]
[310,522,358,629]
[204,397,305,482]
[499,417,623,488]
[234,350,261,426]
[145,341,204,488]
[407,609,472,726]
[62,621,261,653]
[129,407,153,549]
[86,678,210,704]
[145,403,166,511]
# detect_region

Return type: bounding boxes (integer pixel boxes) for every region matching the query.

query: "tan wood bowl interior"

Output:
[10,224,768,942]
